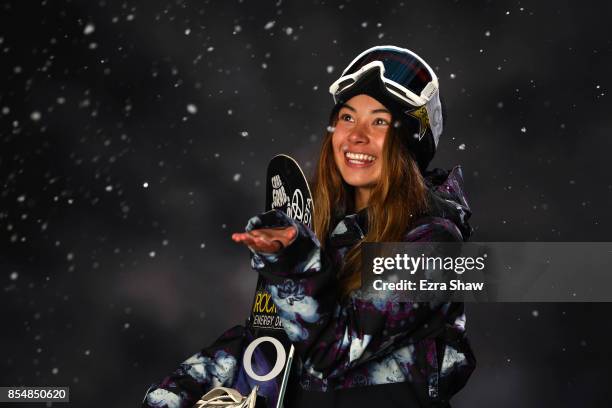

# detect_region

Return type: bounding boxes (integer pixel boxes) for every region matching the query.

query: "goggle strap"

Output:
[422,80,439,101]
[424,91,443,147]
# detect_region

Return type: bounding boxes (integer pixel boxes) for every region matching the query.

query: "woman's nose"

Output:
[347,122,369,144]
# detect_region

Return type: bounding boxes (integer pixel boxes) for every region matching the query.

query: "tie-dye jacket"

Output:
[142,165,475,408]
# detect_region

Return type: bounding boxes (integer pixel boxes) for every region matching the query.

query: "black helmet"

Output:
[329,45,443,171]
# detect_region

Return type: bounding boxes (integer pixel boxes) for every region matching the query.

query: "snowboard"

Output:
[241,154,314,408]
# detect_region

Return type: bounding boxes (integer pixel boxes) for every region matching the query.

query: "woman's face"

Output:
[332,94,391,193]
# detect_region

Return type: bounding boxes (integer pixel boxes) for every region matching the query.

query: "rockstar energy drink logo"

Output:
[251,288,284,329]
[253,291,277,314]
[406,105,430,141]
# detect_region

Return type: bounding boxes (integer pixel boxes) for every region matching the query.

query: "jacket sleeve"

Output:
[141,325,246,408]
[247,210,463,381]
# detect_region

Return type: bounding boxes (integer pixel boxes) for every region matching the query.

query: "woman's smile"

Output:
[343,150,377,167]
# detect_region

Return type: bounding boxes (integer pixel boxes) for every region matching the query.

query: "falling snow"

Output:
[83,23,95,35]
[0,4,608,406]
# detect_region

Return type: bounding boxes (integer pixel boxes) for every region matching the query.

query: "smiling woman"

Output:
[143,46,476,408]
[235,46,475,407]
[332,95,390,209]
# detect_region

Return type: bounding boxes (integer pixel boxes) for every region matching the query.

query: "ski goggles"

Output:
[329,45,439,108]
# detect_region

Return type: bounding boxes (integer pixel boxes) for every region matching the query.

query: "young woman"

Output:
[143,46,475,408]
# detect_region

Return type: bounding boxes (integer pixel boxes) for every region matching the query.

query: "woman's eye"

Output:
[340,113,354,122]
[374,118,389,126]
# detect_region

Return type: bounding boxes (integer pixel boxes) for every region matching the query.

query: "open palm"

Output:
[231,226,297,253]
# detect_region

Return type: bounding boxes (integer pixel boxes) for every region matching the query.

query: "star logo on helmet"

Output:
[405,106,429,141]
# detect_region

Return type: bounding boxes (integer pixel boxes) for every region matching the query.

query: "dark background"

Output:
[1,0,611,406]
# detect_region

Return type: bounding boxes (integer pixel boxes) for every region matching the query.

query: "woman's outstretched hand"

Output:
[231,226,297,253]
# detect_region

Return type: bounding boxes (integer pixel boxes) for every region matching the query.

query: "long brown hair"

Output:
[312,108,430,298]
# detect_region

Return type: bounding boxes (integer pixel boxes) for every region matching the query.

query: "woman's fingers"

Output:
[231,226,297,253]
[230,231,278,252]
[231,232,258,246]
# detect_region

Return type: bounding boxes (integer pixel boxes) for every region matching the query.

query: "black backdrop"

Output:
[1,1,612,406]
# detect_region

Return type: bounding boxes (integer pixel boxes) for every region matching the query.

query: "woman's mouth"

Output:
[344,151,376,168]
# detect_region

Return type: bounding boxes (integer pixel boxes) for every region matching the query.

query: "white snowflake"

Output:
[84,23,95,35]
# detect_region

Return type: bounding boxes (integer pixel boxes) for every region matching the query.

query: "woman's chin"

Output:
[343,177,377,189]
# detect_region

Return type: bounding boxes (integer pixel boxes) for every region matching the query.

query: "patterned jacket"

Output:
[142,166,476,408]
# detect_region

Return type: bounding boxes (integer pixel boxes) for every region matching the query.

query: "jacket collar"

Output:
[326,165,473,247]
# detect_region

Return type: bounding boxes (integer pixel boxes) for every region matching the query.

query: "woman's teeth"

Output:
[345,151,376,164]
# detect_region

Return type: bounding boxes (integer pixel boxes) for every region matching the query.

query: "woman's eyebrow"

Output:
[371,108,390,114]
